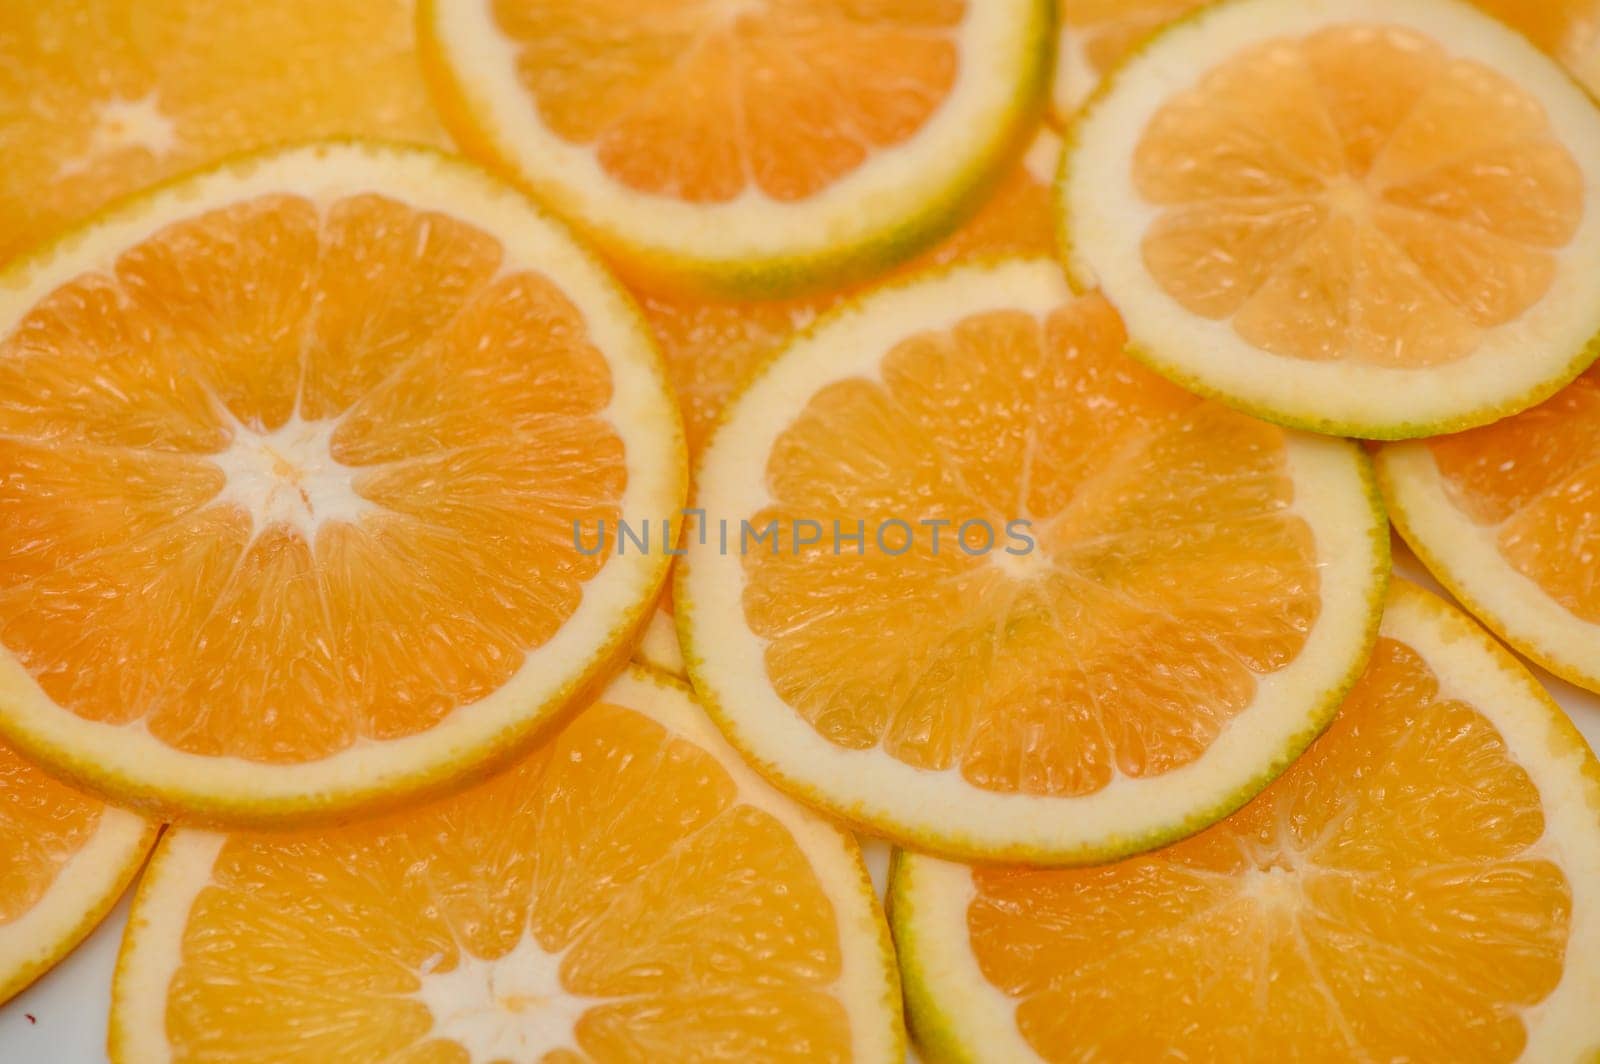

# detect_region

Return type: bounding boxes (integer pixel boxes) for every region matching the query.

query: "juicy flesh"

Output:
[163,701,853,1062]
[495,0,965,203]
[1134,25,1583,366]
[0,743,101,925]
[968,635,1570,1062]
[744,294,1319,796]
[0,194,624,763]
[1430,364,1600,622]
[0,0,443,265]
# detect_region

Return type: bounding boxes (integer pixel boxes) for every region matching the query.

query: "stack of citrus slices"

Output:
[1,1,1598,1062]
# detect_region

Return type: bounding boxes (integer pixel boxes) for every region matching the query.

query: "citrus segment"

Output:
[681,260,1387,863]
[419,0,1052,295]
[0,145,684,824]
[0,0,444,267]
[1379,364,1600,693]
[1,742,156,1005]
[110,668,904,1063]
[1062,0,1600,438]
[891,582,1600,1062]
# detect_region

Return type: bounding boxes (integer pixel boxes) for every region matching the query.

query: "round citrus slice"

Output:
[1061,0,1600,439]
[0,0,445,267]
[417,0,1053,297]
[110,667,904,1063]
[0,143,685,826]
[1377,365,1600,694]
[1,742,156,1006]
[679,260,1388,864]
[891,581,1600,1062]
[632,129,1063,681]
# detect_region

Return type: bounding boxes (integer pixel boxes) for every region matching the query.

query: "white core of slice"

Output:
[412,936,595,1060]
[208,416,376,540]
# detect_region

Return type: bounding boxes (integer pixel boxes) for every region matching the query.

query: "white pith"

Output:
[0,144,686,821]
[1379,442,1600,692]
[209,415,375,542]
[634,609,687,678]
[109,668,903,1064]
[892,583,1600,1062]
[681,260,1386,862]
[1062,0,1600,437]
[424,0,1046,277]
[412,937,592,1060]
[0,805,153,1003]
[56,92,179,180]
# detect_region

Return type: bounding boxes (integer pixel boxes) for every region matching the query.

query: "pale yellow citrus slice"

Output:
[891,581,1600,1062]
[0,0,445,267]
[110,667,904,1063]
[417,0,1052,296]
[1,742,156,1006]
[633,130,1062,680]
[1051,0,1600,123]
[1378,364,1600,694]
[1061,0,1600,439]
[679,260,1388,864]
[0,144,685,826]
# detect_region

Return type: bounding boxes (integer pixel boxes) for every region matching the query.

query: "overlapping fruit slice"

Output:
[891,582,1600,1062]
[1,743,155,1006]
[633,130,1062,678]
[1379,364,1600,693]
[419,0,1052,295]
[1062,0,1600,438]
[0,0,444,266]
[0,144,684,825]
[680,260,1387,863]
[110,668,903,1063]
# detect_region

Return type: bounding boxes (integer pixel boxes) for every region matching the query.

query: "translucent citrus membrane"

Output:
[493,0,965,203]
[1429,365,1600,622]
[1133,24,1583,367]
[968,635,1569,1062]
[164,701,851,1062]
[0,0,443,265]
[742,294,1318,797]
[0,193,624,764]
[0,743,101,925]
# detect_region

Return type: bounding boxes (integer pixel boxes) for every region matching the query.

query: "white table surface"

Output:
[3,554,1597,1063]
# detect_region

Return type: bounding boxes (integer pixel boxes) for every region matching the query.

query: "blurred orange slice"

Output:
[1061,0,1600,438]
[418,0,1052,295]
[892,582,1600,1061]
[111,668,903,1062]
[680,260,1387,863]
[1379,364,1600,693]
[1,742,155,1006]
[0,0,444,266]
[0,144,684,825]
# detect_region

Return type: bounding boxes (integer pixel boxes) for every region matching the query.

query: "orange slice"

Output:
[632,130,1062,679]
[1378,364,1600,693]
[418,0,1052,296]
[891,581,1600,1062]
[110,668,904,1062]
[679,260,1388,864]
[0,0,444,267]
[1061,0,1600,438]
[1,742,156,1005]
[0,144,685,825]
